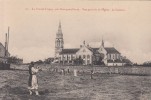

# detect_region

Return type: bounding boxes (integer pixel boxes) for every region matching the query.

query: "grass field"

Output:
[0,65,151,100]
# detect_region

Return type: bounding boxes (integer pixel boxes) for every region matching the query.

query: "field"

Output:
[0,65,151,100]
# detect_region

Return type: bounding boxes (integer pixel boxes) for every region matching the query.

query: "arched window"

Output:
[60,40,63,47]
[83,55,86,59]
[87,55,90,59]
[57,39,60,46]
[113,54,114,60]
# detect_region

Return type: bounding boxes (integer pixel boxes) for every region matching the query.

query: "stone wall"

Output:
[11,64,151,75]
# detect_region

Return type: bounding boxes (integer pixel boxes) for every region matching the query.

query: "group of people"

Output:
[28,62,42,96]
[27,62,93,96]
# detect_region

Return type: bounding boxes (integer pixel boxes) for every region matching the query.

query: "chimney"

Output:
[5,33,8,56]
[7,27,9,51]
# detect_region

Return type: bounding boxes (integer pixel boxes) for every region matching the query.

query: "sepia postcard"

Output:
[0,0,151,100]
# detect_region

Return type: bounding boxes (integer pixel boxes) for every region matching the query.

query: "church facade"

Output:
[55,22,130,66]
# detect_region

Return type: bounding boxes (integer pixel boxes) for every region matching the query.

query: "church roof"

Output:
[105,47,120,54]
[88,47,120,54]
[60,48,79,54]
[88,47,99,54]
[59,47,120,54]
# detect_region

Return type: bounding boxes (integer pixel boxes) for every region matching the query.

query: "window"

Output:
[67,55,69,60]
[108,54,110,59]
[117,54,119,59]
[115,54,117,59]
[71,55,73,60]
[69,55,71,60]
[83,55,86,59]
[57,39,60,46]
[65,55,67,60]
[113,54,114,60]
[83,60,86,64]
[87,60,90,64]
[61,55,62,60]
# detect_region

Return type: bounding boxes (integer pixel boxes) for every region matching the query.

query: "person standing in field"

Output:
[28,62,42,95]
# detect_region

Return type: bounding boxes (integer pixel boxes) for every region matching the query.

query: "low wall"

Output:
[51,65,151,75]
[10,64,29,70]
[11,64,151,75]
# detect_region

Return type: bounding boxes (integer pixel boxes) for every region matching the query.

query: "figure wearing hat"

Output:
[28,62,42,95]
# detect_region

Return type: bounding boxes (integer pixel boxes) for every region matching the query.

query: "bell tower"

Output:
[55,21,64,58]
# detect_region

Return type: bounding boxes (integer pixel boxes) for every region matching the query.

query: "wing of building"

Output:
[0,42,10,63]
[54,22,132,66]
[58,41,128,66]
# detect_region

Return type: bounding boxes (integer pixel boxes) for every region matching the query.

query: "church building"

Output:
[55,22,129,66]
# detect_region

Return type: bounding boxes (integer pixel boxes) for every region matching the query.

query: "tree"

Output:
[143,61,151,66]
[7,56,23,64]
[93,53,104,65]
[123,58,133,66]
[73,56,84,65]
[44,57,54,64]
[35,60,43,64]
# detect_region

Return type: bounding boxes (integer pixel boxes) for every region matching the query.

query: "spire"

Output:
[101,36,104,47]
[58,21,62,34]
[55,21,64,58]
[83,40,85,45]
[59,21,61,28]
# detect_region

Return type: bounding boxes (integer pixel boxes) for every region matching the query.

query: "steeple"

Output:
[101,37,104,47]
[59,21,61,29]
[55,21,64,58]
[83,40,85,45]
[57,21,62,35]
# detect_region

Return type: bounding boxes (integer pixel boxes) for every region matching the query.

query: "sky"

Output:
[0,0,151,64]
